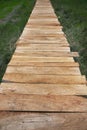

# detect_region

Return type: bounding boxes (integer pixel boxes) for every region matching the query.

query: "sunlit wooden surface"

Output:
[0,0,87,129]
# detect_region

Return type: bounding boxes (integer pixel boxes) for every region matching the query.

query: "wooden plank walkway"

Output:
[0,0,87,129]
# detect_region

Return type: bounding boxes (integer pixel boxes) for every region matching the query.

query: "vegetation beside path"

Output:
[51,0,87,78]
[0,0,35,81]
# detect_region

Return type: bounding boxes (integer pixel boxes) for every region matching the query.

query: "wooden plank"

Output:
[25,25,63,29]
[18,35,67,40]
[16,46,70,51]
[21,33,64,37]
[16,43,69,48]
[34,7,53,8]
[21,33,65,38]
[29,19,58,22]
[16,43,69,47]
[14,51,79,57]
[31,14,57,17]
[32,11,55,16]
[18,39,68,44]
[22,28,63,33]
[30,15,58,18]
[32,8,54,10]
[28,22,60,26]
[30,15,57,18]
[32,11,55,14]
[8,62,79,66]
[21,29,64,33]
[19,38,68,44]
[29,18,58,20]
[24,27,62,32]
[29,20,59,24]
[5,66,81,75]
[1,83,87,95]
[0,112,87,130]
[3,74,86,84]
[18,35,68,41]
[10,56,74,62]
[28,19,59,22]
[31,10,55,13]
[0,94,87,111]
[16,44,70,49]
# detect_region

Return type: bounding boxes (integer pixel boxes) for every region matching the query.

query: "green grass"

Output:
[0,0,21,19]
[51,0,87,77]
[0,0,36,81]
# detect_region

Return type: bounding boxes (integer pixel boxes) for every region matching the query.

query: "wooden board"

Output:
[25,26,62,30]
[3,74,86,84]
[1,83,87,95]
[16,43,69,47]
[0,94,87,112]
[5,66,81,75]
[16,46,70,51]
[0,112,87,130]
[10,56,74,62]
[8,62,79,66]
[20,33,65,37]
[18,39,68,44]
[21,30,64,35]
[14,51,79,57]
[26,24,63,29]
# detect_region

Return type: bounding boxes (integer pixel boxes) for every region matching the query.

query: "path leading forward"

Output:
[0,0,87,129]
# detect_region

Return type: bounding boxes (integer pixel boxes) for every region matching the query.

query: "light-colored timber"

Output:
[0,112,87,130]
[0,94,87,112]
[5,66,81,75]
[0,0,87,129]
[14,51,79,57]
[1,83,87,95]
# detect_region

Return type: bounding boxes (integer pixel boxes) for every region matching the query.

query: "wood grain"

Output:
[1,83,87,95]
[0,94,87,112]
[8,62,79,66]
[3,74,86,84]
[0,112,87,130]
[14,51,79,57]
[5,66,81,75]
[10,56,74,62]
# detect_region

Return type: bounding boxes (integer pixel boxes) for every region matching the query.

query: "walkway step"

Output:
[26,24,63,29]
[0,94,87,112]
[14,51,79,57]
[22,29,64,34]
[18,39,68,44]
[10,56,74,62]
[17,43,69,47]
[5,66,81,75]
[0,112,87,130]
[1,83,87,95]
[3,74,86,84]
[9,62,79,66]
[16,46,70,51]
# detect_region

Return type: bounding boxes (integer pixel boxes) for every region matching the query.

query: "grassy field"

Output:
[51,0,87,78]
[0,0,35,81]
